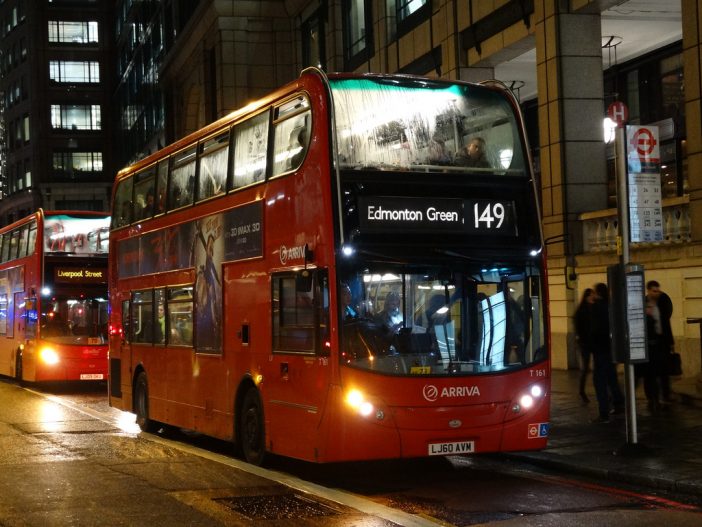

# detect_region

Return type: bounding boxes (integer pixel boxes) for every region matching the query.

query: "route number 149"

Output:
[473,202,505,229]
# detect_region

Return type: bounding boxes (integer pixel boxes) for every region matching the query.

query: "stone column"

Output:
[683,0,702,242]
[534,2,607,369]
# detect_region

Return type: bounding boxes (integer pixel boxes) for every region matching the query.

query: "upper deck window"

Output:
[198,133,228,202]
[169,147,196,210]
[232,111,269,189]
[272,96,311,176]
[112,177,133,229]
[330,78,525,175]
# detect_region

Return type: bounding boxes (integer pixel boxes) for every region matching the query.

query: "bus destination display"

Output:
[358,196,517,235]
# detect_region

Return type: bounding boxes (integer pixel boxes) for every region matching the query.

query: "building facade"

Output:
[0,0,115,224]
[143,0,701,378]
[2,1,699,377]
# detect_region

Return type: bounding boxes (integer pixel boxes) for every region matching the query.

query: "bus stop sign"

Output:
[607,101,629,127]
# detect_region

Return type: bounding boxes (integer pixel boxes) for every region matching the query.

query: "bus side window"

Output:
[231,111,269,190]
[272,111,310,177]
[121,299,130,343]
[18,225,28,258]
[27,222,37,256]
[132,290,154,344]
[1,233,10,262]
[317,270,330,355]
[155,160,168,215]
[169,147,196,211]
[134,167,156,221]
[0,294,7,335]
[112,177,134,229]
[198,133,228,202]
[155,288,166,344]
[272,273,316,353]
[167,286,193,346]
[9,229,19,261]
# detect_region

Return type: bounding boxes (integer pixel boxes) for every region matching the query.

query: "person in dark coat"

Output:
[645,280,674,404]
[590,283,625,423]
[574,288,595,403]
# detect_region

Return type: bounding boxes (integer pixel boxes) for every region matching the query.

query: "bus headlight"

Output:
[40,347,60,365]
[345,389,381,419]
[512,383,546,413]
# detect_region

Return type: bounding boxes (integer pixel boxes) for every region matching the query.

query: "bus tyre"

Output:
[134,372,157,433]
[240,387,266,465]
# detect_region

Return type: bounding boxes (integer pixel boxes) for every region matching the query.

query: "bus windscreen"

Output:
[339,265,546,376]
[330,78,526,174]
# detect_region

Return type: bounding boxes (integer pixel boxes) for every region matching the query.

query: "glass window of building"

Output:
[397,0,427,19]
[48,20,99,44]
[50,104,101,130]
[394,0,430,37]
[49,61,100,83]
[302,10,325,69]
[343,0,372,69]
[52,151,103,177]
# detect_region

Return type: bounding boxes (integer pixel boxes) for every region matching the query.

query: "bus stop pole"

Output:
[615,125,638,445]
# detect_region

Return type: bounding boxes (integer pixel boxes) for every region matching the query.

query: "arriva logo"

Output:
[279,244,306,265]
[422,384,481,402]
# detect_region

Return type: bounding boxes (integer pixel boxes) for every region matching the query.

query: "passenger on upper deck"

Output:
[455,137,489,168]
[288,126,308,169]
[427,135,452,165]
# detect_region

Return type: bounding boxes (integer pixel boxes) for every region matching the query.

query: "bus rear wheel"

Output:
[134,372,157,433]
[240,387,266,465]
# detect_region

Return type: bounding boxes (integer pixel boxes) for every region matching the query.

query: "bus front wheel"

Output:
[240,387,266,465]
[134,372,157,433]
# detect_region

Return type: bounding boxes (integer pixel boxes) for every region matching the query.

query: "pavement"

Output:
[510,368,702,497]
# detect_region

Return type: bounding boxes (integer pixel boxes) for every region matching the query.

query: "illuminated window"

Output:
[52,151,103,176]
[49,61,100,83]
[50,104,101,130]
[394,0,430,38]
[48,20,99,44]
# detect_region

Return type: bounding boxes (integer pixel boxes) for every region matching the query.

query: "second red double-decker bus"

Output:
[0,210,110,383]
[108,69,549,464]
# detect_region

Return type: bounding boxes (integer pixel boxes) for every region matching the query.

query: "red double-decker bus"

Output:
[0,210,110,383]
[108,69,549,464]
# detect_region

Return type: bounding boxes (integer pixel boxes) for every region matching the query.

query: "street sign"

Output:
[607,101,629,127]
[626,125,663,243]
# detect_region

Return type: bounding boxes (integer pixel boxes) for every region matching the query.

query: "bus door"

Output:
[13,292,24,341]
[263,270,330,459]
[11,292,23,376]
[116,292,132,399]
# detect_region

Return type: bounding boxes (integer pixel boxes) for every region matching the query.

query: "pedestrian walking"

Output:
[590,283,625,423]
[574,288,595,404]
